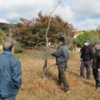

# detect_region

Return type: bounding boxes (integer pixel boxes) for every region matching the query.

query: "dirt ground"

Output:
[16,53,100,100]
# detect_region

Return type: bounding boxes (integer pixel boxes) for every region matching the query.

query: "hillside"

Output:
[0,22,17,32]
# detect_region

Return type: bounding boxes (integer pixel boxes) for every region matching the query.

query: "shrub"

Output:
[0,29,5,45]
[14,43,23,53]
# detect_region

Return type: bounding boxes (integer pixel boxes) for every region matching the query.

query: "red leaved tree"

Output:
[13,10,74,75]
[13,11,74,47]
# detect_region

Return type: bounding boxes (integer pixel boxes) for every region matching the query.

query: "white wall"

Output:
[0,45,3,49]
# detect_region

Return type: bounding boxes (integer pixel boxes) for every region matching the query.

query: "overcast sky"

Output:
[0,0,100,31]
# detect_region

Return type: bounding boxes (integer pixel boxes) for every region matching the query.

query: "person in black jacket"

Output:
[80,39,93,80]
[51,37,71,93]
[92,42,100,90]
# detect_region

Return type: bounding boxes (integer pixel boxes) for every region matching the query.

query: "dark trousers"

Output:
[93,68,100,86]
[57,65,69,91]
[80,60,91,79]
[64,64,67,71]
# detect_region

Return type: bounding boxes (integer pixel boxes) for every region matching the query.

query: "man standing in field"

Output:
[0,41,22,100]
[80,39,93,80]
[92,42,100,90]
[51,37,70,93]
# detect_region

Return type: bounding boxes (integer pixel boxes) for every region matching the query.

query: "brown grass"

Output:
[15,53,100,100]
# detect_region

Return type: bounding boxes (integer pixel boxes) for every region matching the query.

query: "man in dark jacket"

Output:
[92,42,100,90]
[80,39,93,80]
[0,41,22,100]
[51,37,70,93]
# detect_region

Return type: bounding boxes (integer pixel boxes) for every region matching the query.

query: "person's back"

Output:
[0,41,22,100]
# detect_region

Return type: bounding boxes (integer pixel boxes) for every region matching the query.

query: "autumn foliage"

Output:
[13,11,74,47]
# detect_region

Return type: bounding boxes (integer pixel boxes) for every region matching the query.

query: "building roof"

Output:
[73,30,84,36]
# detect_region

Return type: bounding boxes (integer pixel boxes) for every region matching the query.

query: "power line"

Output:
[61,0,74,11]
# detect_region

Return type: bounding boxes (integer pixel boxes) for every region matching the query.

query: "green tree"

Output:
[0,29,5,44]
[74,31,99,48]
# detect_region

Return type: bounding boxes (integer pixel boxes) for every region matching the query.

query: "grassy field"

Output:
[0,50,100,100]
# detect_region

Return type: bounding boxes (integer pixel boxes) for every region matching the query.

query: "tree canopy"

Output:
[74,31,100,48]
[13,11,74,47]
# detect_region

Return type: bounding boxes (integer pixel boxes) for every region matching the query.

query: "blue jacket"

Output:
[0,52,22,98]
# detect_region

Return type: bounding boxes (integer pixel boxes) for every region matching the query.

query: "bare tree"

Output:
[91,30,100,42]
[9,23,12,41]
[96,25,100,33]
[32,0,62,76]
[43,0,62,76]
[9,22,15,41]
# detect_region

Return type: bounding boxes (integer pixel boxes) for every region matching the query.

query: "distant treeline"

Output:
[0,22,17,32]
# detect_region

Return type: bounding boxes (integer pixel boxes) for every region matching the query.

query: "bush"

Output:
[0,29,5,45]
[69,44,73,52]
[14,43,23,53]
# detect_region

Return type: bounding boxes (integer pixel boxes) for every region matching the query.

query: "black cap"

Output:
[58,37,65,43]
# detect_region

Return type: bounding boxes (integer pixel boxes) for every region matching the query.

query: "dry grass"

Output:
[0,48,100,99]
[15,53,100,100]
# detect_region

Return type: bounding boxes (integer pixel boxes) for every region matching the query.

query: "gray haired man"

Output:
[0,41,22,100]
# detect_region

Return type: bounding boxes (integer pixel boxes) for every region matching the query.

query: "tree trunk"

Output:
[9,26,11,41]
[43,0,61,76]
[43,59,48,75]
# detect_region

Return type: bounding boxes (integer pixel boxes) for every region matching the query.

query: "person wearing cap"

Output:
[92,42,100,90]
[80,39,93,80]
[0,41,22,100]
[51,37,70,93]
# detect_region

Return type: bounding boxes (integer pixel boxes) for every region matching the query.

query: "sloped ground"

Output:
[17,53,100,100]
